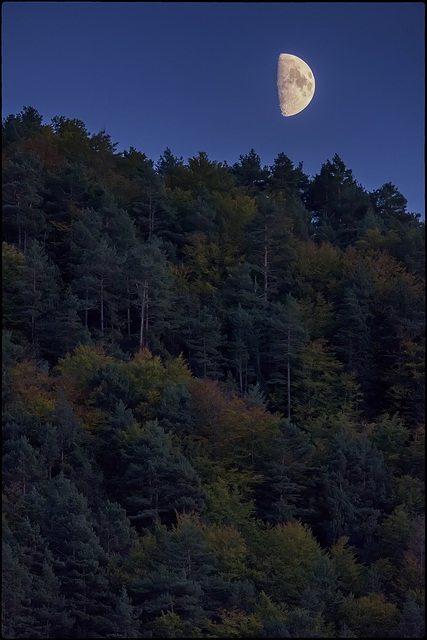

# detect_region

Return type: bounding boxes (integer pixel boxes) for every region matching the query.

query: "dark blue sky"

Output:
[2,2,425,217]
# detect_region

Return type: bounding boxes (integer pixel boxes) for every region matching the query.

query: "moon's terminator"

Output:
[277,53,315,117]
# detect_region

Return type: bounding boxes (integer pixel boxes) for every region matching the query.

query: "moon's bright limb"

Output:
[277,53,315,117]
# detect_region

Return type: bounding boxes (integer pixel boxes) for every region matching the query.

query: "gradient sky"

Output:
[2,2,425,217]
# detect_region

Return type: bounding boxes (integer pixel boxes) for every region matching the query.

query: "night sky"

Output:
[2,2,425,217]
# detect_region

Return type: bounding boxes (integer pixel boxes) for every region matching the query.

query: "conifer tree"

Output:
[21,239,62,360]
[2,151,45,251]
[320,431,391,560]
[116,420,205,528]
[38,474,117,639]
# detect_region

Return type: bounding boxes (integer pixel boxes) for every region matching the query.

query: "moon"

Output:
[277,53,315,117]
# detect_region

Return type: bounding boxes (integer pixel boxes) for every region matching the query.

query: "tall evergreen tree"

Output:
[37,474,117,639]
[2,105,44,147]
[320,431,391,560]
[247,192,295,302]
[255,419,317,524]
[5,518,73,639]
[185,303,225,379]
[128,237,173,352]
[70,208,123,338]
[115,420,205,529]
[231,148,270,194]
[131,515,222,634]
[2,151,45,251]
[263,295,308,418]
[308,154,371,247]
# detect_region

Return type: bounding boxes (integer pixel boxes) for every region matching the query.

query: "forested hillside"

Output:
[2,106,425,638]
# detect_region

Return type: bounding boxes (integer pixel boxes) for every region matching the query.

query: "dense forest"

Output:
[2,106,425,638]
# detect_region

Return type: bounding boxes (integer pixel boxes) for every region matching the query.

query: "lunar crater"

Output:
[277,53,315,117]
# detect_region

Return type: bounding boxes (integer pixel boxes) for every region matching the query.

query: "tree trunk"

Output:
[148,196,156,240]
[100,276,104,335]
[139,280,148,350]
[127,284,131,337]
[263,226,269,303]
[287,328,291,421]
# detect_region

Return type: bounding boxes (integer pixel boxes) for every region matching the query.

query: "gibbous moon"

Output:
[277,53,315,117]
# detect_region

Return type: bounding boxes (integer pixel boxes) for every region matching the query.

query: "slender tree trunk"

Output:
[127,283,131,337]
[139,295,144,350]
[84,286,89,327]
[203,337,207,378]
[145,286,149,342]
[31,269,36,344]
[287,328,291,421]
[148,196,156,239]
[263,227,268,303]
[100,276,104,335]
[139,280,148,350]
[187,548,192,580]
[238,359,243,395]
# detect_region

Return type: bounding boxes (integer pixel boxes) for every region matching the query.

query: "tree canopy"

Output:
[2,107,425,638]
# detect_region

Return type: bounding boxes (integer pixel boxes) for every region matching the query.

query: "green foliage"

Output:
[328,536,365,596]
[342,593,400,638]
[249,521,323,606]
[320,431,391,558]
[393,475,425,517]
[130,513,222,635]
[368,413,412,475]
[203,475,256,527]
[379,505,411,565]
[231,148,269,194]
[206,608,263,638]
[2,108,425,638]
[292,338,360,427]
[151,610,200,638]
[308,153,371,247]
[105,586,141,638]
[2,242,26,338]
[115,420,205,528]
[2,151,45,251]
[203,524,249,581]
[255,420,316,524]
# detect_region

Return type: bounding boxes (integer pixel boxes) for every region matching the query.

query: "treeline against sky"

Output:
[2,106,425,638]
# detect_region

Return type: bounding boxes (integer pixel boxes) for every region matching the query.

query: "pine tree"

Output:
[2,522,33,639]
[7,518,73,639]
[227,303,256,394]
[21,239,62,360]
[105,586,141,638]
[116,420,205,528]
[2,151,45,251]
[2,242,27,341]
[231,148,270,194]
[71,210,123,338]
[335,285,372,376]
[3,434,46,499]
[262,295,308,419]
[255,420,316,524]
[131,514,222,633]
[246,192,295,302]
[129,237,173,352]
[186,303,225,379]
[2,105,44,146]
[308,154,371,247]
[320,431,391,560]
[39,474,117,639]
